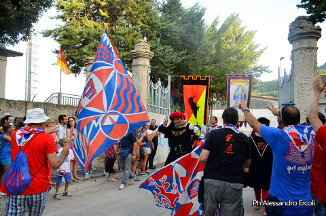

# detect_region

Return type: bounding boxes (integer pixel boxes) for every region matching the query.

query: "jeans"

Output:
[118,154,136,185]
[203,179,243,216]
[148,139,158,167]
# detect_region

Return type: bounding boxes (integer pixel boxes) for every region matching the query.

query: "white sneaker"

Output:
[119,184,126,190]
[104,171,109,178]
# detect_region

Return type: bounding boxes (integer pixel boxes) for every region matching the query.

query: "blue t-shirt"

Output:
[260,125,314,202]
[141,130,150,148]
[120,132,137,154]
[0,133,11,160]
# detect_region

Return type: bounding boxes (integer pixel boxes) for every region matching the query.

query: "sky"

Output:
[5,0,326,102]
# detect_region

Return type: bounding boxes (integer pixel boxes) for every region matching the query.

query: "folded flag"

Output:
[140,139,219,215]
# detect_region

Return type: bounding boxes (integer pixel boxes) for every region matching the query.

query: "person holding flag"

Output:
[159,112,198,165]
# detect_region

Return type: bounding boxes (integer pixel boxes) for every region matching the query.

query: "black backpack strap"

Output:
[31,159,48,182]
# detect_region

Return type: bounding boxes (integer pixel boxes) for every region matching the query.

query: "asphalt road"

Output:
[0,166,263,216]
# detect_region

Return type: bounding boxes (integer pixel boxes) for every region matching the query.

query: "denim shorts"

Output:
[0,158,11,166]
[56,172,72,185]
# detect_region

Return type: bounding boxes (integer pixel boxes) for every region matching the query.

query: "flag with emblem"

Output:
[180,76,210,134]
[74,31,150,174]
[139,139,220,216]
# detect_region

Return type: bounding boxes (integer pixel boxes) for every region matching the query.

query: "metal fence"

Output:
[278,65,294,106]
[147,69,171,115]
[44,92,80,106]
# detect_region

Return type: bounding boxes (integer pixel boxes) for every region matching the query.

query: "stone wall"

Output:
[0,98,76,123]
[0,98,170,165]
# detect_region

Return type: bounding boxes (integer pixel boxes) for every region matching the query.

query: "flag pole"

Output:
[59,69,62,105]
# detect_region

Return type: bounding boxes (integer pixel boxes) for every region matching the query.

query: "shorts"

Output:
[140,147,151,155]
[56,172,72,185]
[0,158,11,166]
[5,190,49,216]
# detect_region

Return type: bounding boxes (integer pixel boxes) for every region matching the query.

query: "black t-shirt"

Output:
[203,128,251,184]
[149,125,158,143]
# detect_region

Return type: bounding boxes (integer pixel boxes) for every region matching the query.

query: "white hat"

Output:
[24,108,49,124]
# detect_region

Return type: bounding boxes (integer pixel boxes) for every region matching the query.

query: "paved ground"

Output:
[0,159,264,216]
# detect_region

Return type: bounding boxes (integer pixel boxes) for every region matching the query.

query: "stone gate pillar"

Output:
[288,16,321,123]
[129,40,154,110]
[84,57,95,82]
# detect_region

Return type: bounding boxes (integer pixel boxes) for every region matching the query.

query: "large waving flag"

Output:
[139,140,219,216]
[180,76,210,133]
[57,47,72,74]
[74,32,150,174]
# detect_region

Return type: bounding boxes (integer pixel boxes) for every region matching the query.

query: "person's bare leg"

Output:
[142,155,149,173]
[70,161,76,181]
[73,161,79,179]
[64,182,70,192]
[131,158,137,174]
[55,184,60,194]
[0,165,10,185]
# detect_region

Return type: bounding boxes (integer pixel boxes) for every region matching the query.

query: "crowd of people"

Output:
[0,77,325,216]
[199,76,326,216]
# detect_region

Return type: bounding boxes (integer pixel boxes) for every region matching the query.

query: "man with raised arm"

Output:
[307,76,326,216]
[239,100,315,216]
[159,112,198,165]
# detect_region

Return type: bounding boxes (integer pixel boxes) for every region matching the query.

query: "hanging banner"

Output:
[180,76,210,130]
[227,74,253,122]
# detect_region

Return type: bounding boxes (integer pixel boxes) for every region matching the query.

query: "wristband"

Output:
[242,108,250,113]
[132,153,136,156]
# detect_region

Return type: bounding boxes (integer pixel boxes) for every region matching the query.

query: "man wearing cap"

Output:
[159,112,198,165]
[1,108,70,215]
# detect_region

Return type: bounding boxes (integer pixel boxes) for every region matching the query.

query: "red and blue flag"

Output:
[139,140,219,216]
[74,32,150,174]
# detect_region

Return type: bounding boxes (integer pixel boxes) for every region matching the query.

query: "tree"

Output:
[205,13,270,101]
[0,0,52,45]
[44,0,269,104]
[297,0,326,24]
[43,0,162,74]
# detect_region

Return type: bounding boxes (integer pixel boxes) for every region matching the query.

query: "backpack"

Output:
[4,133,46,195]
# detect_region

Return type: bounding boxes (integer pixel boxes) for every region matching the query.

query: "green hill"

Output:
[318,63,326,75]
[252,79,278,98]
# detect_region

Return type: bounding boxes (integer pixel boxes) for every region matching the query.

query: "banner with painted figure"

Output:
[227,75,252,123]
[180,76,210,133]
[74,31,150,174]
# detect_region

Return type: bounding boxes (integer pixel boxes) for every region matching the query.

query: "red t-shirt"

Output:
[311,126,326,202]
[0,131,58,195]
